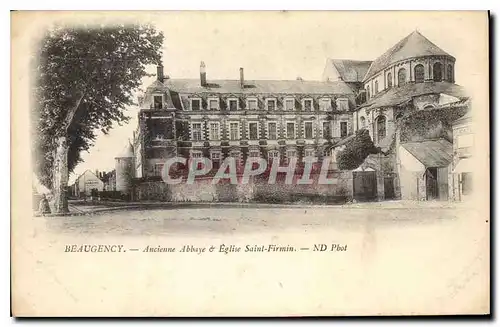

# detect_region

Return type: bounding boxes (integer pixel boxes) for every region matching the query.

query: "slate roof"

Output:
[363,31,454,81]
[162,79,355,95]
[328,59,373,83]
[360,82,467,109]
[401,139,453,168]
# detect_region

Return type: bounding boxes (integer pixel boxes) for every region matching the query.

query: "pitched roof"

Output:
[401,139,453,167]
[162,79,355,95]
[363,31,454,81]
[116,142,134,158]
[329,59,373,83]
[360,82,467,109]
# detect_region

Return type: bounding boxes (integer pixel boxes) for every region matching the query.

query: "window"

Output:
[153,163,164,176]
[191,152,202,158]
[268,151,279,166]
[286,149,297,164]
[230,151,240,159]
[209,122,220,140]
[268,122,277,140]
[248,122,258,140]
[398,68,407,86]
[209,98,219,110]
[191,123,202,141]
[304,122,313,139]
[319,98,331,111]
[340,122,348,137]
[247,98,258,110]
[360,116,366,129]
[387,73,393,88]
[414,64,425,83]
[366,85,371,99]
[229,122,239,141]
[285,98,295,111]
[336,98,349,111]
[191,98,201,111]
[191,151,203,170]
[376,116,386,142]
[228,99,238,111]
[433,62,443,82]
[322,122,331,138]
[304,149,315,158]
[374,80,379,94]
[303,99,313,111]
[286,122,295,139]
[153,95,163,109]
[266,98,276,111]
[211,152,221,169]
[447,64,453,82]
[249,150,260,158]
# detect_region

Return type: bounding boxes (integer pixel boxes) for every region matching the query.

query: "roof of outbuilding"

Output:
[363,31,454,81]
[401,139,453,168]
[360,82,467,109]
[162,79,355,95]
[328,59,373,83]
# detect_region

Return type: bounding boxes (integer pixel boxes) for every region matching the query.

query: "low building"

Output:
[72,170,105,197]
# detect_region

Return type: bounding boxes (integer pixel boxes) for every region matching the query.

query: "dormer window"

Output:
[153,95,163,109]
[208,97,219,111]
[190,98,201,111]
[303,98,313,111]
[284,98,295,111]
[247,98,258,110]
[228,98,238,111]
[319,98,332,111]
[336,98,349,111]
[266,98,277,111]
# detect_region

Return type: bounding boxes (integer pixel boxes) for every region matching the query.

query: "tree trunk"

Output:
[52,135,69,213]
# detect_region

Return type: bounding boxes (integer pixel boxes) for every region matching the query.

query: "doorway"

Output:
[425,168,439,200]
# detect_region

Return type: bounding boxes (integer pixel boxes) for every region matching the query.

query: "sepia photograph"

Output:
[11,11,490,317]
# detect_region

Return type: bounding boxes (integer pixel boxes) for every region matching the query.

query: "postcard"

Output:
[11,11,490,316]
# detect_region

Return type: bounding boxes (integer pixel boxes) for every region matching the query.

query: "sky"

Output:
[67,11,488,183]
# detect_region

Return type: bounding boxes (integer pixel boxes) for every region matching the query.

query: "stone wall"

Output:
[133,172,353,204]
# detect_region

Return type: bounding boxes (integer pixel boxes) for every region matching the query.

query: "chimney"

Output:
[200,61,207,87]
[239,67,244,88]
[157,63,164,82]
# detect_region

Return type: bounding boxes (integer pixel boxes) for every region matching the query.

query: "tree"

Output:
[336,129,385,170]
[32,24,164,213]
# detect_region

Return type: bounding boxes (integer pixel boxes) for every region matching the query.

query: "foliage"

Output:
[337,129,382,170]
[32,24,164,188]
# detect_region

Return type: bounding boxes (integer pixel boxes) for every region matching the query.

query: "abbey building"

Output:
[116,31,471,202]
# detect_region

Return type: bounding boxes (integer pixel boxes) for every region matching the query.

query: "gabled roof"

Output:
[363,31,454,81]
[328,59,373,83]
[401,139,453,168]
[360,82,467,109]
[162,79,355,95]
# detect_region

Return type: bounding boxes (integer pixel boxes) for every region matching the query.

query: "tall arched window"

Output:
[433,62,443,82]
[414,64,425,83]
[374,80,379,94]
[387,72,392,88]
[366,86,370,99]
[360,116,366,129]
[398,68,407,86]
[447,64,453,82]
[376,115,386,143]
